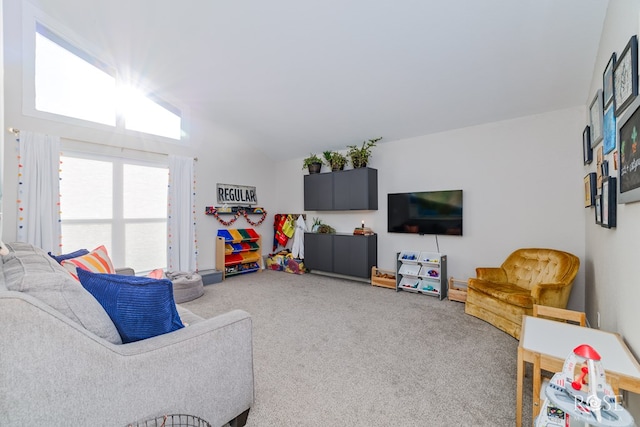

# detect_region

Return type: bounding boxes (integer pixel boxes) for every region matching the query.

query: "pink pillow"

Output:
[147,268,165,279]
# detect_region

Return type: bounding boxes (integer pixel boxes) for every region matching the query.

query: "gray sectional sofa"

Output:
[0,242,254,426]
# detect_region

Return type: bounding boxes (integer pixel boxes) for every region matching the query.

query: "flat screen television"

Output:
[387,190,463,235]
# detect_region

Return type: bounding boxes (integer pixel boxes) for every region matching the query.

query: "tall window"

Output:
[34,22,182,140]
[59,154,168,272]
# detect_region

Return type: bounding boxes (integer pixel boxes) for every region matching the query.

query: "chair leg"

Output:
[229,408,250,427]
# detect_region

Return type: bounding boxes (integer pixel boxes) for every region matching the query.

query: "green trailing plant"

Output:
[347,137,382,168]
[302,153,323,169]
[322,150,348,171]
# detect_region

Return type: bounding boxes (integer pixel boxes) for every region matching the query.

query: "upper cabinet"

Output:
[304,167,378,211]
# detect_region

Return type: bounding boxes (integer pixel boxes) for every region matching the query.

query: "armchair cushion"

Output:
[77,269,184,343]
[468,278,533,308]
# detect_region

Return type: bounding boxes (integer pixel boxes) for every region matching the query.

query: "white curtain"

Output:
[16,131,61,252]
[167,155,197,272]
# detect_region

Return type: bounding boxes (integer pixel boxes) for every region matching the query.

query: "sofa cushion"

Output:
[467,278,534,308]
[1,242,122,344]
[48,248,89,264]
[77,269,184,343]
[61,245,115,280]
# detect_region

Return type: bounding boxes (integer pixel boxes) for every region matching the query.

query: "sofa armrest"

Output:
[115,267,135,276]
[530,282,573,307]
[475,267,507,283]
[0,291,253,426]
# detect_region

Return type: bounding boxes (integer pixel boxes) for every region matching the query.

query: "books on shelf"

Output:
[353,227,374,235]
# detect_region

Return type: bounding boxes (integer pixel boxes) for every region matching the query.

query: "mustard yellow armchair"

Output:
[464,248,580,339]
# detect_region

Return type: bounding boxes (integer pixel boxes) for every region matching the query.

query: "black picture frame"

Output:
[601,176,617,228]
[583,125,593,164]
[595,194,602,224]
[604,52,617,108]
[589,90,604,147]
[617,94,640,203]
[584,172,597,207]
[614,35,639,117]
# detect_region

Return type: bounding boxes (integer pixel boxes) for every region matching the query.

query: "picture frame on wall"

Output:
[589,89,604,147]
[583,125,593,164]
[614,35,638,117]
[616,94,640,203]
[584,172,597,207]
[595,194,602,224]
[603,52,617,108]
[601,176,617,228]
[603,103,617,154]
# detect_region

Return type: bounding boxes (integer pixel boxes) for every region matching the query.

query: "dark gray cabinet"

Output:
[303,172,333,211]
[303,168,377,211]
[333,168,378,210]
[305,233,377,279]
[304,232,334,273]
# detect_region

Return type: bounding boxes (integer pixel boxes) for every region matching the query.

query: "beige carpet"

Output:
[182,270,533,426]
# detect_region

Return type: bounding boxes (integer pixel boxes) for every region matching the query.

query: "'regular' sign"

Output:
[216,183,257,206]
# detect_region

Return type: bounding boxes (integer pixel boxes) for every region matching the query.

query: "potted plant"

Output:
[323,150,348,171]
[312,218,335,234]
[302,153,323,174]
[347,137,382,168]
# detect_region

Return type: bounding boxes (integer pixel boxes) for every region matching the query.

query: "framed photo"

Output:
[603,52,616,108]
[603,103,617,154]
[595,194,602,224]
[614,35,638,117]
[584,172,597,207]
[583,125,593,164]
[589,90,604,147]
[601,176,617,228]
[616,94,640,203]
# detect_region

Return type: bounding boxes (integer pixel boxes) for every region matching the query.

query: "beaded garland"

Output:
[206,207,268,227]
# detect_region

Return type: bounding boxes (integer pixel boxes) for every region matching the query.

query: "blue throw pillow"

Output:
[48,248,90,264]
[77,269,184,343]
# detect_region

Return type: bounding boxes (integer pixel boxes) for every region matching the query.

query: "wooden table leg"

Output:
[532,352,541,421]
[516,347,524,427]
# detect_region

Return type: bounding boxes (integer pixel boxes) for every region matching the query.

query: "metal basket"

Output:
[129,414,211,427]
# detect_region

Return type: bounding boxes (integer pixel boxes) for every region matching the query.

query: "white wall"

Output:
[276,106,587,310]
[584,0,640,418]
[1,0,278,270]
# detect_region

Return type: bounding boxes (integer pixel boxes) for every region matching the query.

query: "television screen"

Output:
[387,190,463,235]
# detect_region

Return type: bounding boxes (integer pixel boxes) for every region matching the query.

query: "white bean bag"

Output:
[166,271,204,303]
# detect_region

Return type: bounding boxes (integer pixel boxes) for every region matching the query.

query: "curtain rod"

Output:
[6,127,197,161]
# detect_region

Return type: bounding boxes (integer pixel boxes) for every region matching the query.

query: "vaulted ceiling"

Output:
[25,0,608,159]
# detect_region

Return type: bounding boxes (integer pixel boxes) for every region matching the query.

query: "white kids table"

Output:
[516,315,640,427]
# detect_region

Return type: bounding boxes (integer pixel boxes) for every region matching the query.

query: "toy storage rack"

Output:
[396,250,447,300]
[448,277,468,303]
[216,228,262,279]
[370,266,396,289]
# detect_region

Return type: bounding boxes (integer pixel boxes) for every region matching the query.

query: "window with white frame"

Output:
[59,153,168,272]
[33,21,182,140]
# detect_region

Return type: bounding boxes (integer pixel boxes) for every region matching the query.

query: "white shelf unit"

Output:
[396,251,447,300]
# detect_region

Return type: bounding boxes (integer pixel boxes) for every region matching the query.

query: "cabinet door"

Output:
[304,233,333,272]
[304,173,333,210]
[333,168,378,210]
[333,234,377,278]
